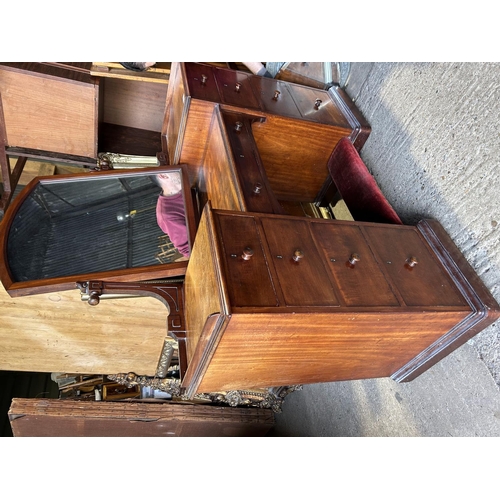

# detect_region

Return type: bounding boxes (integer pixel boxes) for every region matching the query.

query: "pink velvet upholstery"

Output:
[327,138,402,224]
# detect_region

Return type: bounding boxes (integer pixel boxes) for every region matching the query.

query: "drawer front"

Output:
[364,226,468,307]
[202,114,245,211]
[250,78,303,119]
[289,85,350,126]
[260,218,340,307]
[216,214,279,307]
[214,68,261,109]
[310,223,400,307]
[220,112,283,214]
[184,63,220,102]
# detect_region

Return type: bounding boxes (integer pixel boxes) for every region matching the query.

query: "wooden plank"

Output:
[0,280,169,375]
[91,63,170,84]
[0,68,98,158]
[9,398,275,437]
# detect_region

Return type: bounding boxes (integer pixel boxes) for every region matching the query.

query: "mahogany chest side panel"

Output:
[251,115,349,202]
[196,310,470,392]
[184,205,228,363]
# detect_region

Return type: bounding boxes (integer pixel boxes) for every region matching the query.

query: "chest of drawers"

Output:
[180,204,500,397]
[162,62,370,202]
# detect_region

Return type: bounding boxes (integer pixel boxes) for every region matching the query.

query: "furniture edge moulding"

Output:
[327,85,371,150]
[391,219,500,382]
[181,201,232,397]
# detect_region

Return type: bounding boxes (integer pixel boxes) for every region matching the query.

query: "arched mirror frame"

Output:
[0,165,198,297]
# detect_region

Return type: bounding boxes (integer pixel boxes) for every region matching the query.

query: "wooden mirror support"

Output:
[76,279,188,378]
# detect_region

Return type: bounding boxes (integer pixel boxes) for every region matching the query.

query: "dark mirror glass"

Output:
[5,167,192,283]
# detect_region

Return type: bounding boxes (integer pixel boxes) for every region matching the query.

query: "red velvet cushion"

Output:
[327,138,402,224]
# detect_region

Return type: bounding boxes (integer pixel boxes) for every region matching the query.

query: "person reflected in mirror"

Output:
[154,172,190,259]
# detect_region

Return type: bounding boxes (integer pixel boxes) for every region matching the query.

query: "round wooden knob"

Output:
[293,249,304,262]
[88,292,100,306]
[242,247,254,260]
[349,253,360,265]
[406,256,419,267]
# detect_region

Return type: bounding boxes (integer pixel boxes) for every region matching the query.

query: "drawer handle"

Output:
[235,121,243,132]
[314,98,322,110]
[406,256,419,268]
[242,247,254,260]
[293,249,304,262]
[201,74,208,84]
[253,183,262,194]
[273,90,281,100]
[235,82,241,92]
[349,253,360,265]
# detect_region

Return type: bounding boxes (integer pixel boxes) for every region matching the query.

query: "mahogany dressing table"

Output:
[1,63,498,404]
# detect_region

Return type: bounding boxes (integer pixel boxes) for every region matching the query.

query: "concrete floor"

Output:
[270,62,500,437]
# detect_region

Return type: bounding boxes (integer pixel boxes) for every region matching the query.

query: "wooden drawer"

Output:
[260,217,340,307]
[310,222,400,307]
[216,213,279,308]
[184,63,219,102]
[220,111,283,214]
[250,78,303,119]
[364,226,469,307]
[289,85,350,126]
[214,68,261,109]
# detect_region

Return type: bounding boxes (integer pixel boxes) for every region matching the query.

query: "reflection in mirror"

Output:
[5,168,191,284]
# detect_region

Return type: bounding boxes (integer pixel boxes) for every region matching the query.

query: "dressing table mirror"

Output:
[0,165,197,297]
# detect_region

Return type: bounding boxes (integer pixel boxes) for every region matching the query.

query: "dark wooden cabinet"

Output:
[180,204,500,397]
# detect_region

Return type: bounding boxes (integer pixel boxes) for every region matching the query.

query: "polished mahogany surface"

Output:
[162,62,371,201]
[181,204,500,396]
